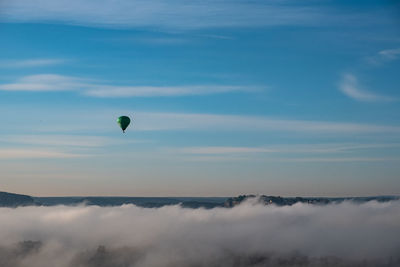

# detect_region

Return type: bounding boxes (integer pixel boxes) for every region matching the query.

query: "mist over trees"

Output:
[2,242,399,267]
[1,198,400,267]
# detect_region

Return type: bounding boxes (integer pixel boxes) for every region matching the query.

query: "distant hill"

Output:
[0,191,35,207]
[34,196,227,209]
[224,194,400,207]
[1,191,399,208]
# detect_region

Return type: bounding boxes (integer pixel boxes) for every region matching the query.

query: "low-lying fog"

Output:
[1,198,399,267]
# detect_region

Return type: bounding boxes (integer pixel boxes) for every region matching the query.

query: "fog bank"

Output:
[1,199,400,267]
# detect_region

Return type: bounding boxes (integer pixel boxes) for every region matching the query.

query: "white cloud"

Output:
[0,74,85,92]
[366,48,400,66]
[0,74,254,96]
[0,201,399,266]
[378,48,400,61]
[0,58,66,68]
[0,0,327,29]
[338,74,395,102]
[85,85,252,97]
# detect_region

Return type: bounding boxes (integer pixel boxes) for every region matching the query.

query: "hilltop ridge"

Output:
[0,191,398,208]
[0,191,35,207]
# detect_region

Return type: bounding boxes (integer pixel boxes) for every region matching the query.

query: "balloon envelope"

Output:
[117,116,131,132]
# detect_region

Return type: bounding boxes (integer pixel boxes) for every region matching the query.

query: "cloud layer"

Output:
[0,74,252,97]
[0,59,67,68]
[0,148,82,159]
[1,199,400,267]
[0,0,328,29]
[135,112,400,134]
[175,144,400,162]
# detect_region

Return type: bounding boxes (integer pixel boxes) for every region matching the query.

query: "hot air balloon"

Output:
[117,116,131,133]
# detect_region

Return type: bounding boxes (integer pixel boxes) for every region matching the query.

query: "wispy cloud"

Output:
[0,135,151,160]
[135,112,400,134]
[105,33,234,46]
[366,48,400,66]
[1,103,399,135]
[0,74,255,96]
[174,143,400,162]
[338,74,395,102]
[278,157,400,163]
[0,148,83,159]
[0,0,329,29]
[0,135,116,147]
[121,36,190,45]
[0,58,67,68]
[0,74,85,92]
[179,143,400,155]
[85,85,254,97]
[378,48,400,61]
[180,146,274,154]
[182,155,400,163]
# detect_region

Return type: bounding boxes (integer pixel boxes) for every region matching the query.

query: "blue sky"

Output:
[0,0,399,196]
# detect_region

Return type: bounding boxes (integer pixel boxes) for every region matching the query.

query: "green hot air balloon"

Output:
[117,116,131,133]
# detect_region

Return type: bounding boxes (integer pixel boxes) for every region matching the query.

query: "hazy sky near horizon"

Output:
[0,0,400,196]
